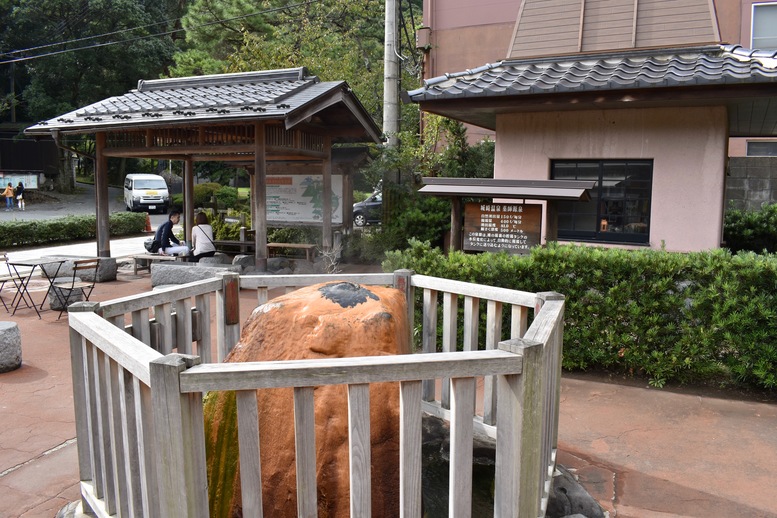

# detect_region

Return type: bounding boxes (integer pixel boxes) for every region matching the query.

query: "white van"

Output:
[123,174,170,213]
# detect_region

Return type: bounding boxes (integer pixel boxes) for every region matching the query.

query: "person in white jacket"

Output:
[190,211,216,262]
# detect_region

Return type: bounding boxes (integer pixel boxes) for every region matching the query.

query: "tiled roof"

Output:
[25,68,380,142]
[406,45,777,102]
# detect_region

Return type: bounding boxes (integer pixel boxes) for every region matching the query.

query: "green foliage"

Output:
[723,202,777,254]
[194,183,222,207]
[0,212,145,248]
[214,186,238,208]
[224,0,422,128]
[384,241,777,390]
[3,0,179,122]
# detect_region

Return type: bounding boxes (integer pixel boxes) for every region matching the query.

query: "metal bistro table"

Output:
[8,258,67,318]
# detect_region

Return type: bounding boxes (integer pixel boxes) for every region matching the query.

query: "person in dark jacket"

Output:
[15,182,25,211]
[155,209,190,256]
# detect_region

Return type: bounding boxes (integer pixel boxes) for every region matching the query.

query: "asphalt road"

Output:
[0,182,169,228]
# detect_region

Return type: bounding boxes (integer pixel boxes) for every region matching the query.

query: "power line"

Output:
[0,0,322,66]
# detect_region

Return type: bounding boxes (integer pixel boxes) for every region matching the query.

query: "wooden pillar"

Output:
[343,171,353,230]
[94,132,111,257]
[545,201,558,244]
[183,158,194,243]
[254,122,268,271]
[449,197,462,252]
[322,137,333,252]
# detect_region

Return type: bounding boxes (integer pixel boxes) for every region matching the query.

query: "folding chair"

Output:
[52,258,100,319]
[0,252,16,312]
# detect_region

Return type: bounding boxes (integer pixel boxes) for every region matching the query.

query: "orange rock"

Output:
[206,282,408,517]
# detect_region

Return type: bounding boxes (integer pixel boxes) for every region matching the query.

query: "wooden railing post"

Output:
[149,354,208,518]
[494,339,543,518]
[535,292,565,508]
[217,272,241,361]
[392,269,413,354]
[68,302,102,516]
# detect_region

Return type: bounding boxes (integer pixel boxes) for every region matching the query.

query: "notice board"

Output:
[267,175,343,225]
[463,203,541,254]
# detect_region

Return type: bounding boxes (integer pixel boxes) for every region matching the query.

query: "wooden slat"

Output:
[483,300,503,426]
[400,381,422,518]
[239,273,394,290]
[511,305,528,339]
[131,308,152,346]
[449,377,475,518]
[95,349,116,514]
[100,278,222,318]
[294,387,317,518]
[180,350,523,393]
[155,303,174,355]
[85,342,104,498]
[411,274,535,307]
[348,384,371,517]
[421,289,438,402]
[118,366,143,516]
[68,326,92,483]
[136,380,158,517]
[441,292,457,409]
[108,360,130,517]
[175,298,193,354]
[237,390,263,518]
[69,313,162,386]
[195,294,212,363]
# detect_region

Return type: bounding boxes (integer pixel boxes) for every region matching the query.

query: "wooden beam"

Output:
[254,122,268,272]
[184,158,194,241]
[95,132,111,257]
[323,136,332,252]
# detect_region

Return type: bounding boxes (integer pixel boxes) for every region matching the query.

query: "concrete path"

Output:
[0,239,775,516]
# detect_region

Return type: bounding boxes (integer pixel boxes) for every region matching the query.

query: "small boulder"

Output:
[0,321,22,373]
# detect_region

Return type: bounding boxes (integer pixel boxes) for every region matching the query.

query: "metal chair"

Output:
[0,252,16,312]
[51,258,100,319]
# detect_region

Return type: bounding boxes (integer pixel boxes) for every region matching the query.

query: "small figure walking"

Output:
[15,182,24,211]
[2,183,14,211]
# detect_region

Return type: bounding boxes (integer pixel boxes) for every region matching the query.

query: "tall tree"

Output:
[1,0,183,123]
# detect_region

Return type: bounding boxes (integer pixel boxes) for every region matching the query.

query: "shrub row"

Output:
[383,240,777,390]
[0,212,146,249]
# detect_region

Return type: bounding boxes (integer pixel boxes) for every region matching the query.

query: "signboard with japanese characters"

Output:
[267,175,343,225]
[463,203,541,254]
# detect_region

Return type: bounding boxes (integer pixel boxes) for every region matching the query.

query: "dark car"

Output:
[352,192,382,226]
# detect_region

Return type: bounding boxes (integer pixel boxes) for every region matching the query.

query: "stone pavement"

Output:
[0,240,776,517]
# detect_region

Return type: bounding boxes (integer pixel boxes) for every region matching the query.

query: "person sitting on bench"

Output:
[189,211,216,262]
[156,209,190,256]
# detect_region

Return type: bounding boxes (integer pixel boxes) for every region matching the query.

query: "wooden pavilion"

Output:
[25,68,382,270]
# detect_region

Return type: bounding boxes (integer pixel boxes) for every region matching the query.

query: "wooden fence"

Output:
[67,270,564,517]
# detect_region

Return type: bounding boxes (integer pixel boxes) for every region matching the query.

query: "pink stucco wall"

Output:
[494,106,729,252]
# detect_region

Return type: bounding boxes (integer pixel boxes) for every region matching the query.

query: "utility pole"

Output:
[383,0,399,148]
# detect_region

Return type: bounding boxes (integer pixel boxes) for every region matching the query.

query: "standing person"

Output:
[2,183,14,211]
[15,182,24,211]
[155,209,190,256]
[190,211,216,262]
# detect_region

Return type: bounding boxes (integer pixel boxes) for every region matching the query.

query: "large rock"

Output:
[150,262,241,287]
[40,256,117,282]
[0,321,22,373]
[205,281,409,517]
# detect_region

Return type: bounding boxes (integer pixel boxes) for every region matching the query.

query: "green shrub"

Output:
[194,183,222,207]
[724,203,777,253]
[214,186,238,208]
[384,241,777,390]
[0,212,146,248]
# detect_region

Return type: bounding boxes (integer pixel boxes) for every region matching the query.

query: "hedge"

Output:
[0,212,147,248]
[383,240,777,389]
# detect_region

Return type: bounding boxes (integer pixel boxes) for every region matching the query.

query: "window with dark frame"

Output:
[551,160,653,244]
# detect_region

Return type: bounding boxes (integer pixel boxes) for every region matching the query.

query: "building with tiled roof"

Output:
[26,68,381,263]
[409,0,777,252]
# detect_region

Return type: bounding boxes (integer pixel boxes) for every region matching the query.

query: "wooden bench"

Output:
[212,241,317,262]
[129,254,181,275]
[267,243,317,262]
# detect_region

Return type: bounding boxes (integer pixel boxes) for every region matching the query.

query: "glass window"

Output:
[551,160,653,244]
[753,3,777,50]
[747,141,777,156]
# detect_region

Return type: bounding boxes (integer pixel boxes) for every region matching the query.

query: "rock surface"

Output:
[0,321,22,373]
[204,281,409,517]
